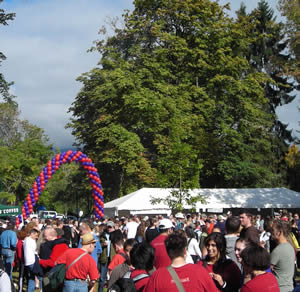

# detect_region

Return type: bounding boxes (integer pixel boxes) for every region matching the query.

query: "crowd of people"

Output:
[0,209,299,292]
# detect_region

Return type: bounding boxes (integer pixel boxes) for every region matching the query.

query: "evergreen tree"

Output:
[237,0,298,178]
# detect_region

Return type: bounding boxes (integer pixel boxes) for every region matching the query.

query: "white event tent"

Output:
[104,187,300,217]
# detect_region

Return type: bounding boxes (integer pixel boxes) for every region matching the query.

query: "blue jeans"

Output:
[64,280,88,292]
[1,248,15,279]
[26,264,42,292]
[98,263,108,292]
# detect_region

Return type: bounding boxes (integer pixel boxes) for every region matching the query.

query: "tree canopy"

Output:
[68,0,290,201]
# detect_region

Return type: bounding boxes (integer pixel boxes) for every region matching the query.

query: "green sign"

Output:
[0,204,21,217]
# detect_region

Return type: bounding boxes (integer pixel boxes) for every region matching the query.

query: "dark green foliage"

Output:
[68,0,283,200]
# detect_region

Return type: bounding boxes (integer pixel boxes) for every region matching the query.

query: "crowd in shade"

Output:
[0,209,299,292]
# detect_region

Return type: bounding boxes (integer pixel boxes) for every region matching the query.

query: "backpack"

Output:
[47,263,66,289]
[108,271,149,292]
[47,251,88,289]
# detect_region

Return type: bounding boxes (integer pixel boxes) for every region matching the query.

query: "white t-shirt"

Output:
[125,221,139,239]
[23,237,37,266]
[187,238,202,257]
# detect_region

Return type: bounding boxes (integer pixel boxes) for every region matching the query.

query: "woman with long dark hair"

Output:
[198,232,241,292]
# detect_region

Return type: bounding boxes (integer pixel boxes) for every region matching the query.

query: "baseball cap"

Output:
[159,218,174,229]
[82,233,97,245]
[107,221,115,228]
[218,215,225,220]
[143,216,149,221]
[175,212,184,219]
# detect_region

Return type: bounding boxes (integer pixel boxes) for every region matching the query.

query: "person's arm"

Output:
[270,249,279,274]
[88,281,96,291]
[96,239,102,255]
[213,261,241,292]
[11,233,17,249]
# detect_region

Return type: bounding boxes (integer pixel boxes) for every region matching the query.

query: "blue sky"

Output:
[0,0,298,148]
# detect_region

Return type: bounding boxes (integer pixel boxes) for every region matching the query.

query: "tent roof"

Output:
[104,187,300,211]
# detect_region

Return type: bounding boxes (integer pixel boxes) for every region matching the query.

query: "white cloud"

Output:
[0,0,133,147]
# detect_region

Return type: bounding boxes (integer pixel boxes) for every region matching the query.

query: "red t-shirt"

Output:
[150,234,171,269]
[198,259,241,291]
[56,248,99,281]
[108,249,127,271]
[144,263,219,292]
[40,243,69,269]
[130,269,149,291]
[241,272,280,292]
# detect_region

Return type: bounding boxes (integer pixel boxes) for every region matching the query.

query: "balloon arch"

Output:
[16,151,104,227]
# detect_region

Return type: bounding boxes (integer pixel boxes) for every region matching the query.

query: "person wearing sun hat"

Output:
[56,233,99,292]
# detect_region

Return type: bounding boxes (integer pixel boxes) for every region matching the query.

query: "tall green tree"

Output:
[237,1,297,147]
[278,0,300,82]
[69,0,282,199]
[0,100,53,205]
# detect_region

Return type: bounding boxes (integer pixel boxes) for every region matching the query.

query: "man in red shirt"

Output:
[56,233,99,291]
[108,235,127,274]
[145,230,219,292]
[150,218,174,269]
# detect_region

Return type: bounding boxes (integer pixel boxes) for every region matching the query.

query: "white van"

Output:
[40,210,57,219]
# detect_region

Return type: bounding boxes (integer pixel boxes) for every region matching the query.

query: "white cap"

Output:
[159,218,174,229]
[175,212,184,219]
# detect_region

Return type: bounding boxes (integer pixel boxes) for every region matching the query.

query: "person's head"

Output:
[239,212,253,228]
[81,233,96,254]
[263,218,273,233]
[106,221,115,233]
[184,226,195,239]
[31,217,38,224]
[212,227,221,233]
[225,216,241,234]
[271,219,290,242]
[29,228,40,240]
[294,213,299,221]
[124,238,138,260]
[235,237,252,263]
[80,222,93,235]
[241,245,270,273]
[218,215,225,222]
[165,230,187,260]
[17,228,27,241]
[111,232,125,252]
[158,218,174,235]
[43,227,57,241]
[25,222,39,236]
[204,232,227,262]
[56,219,63,229]
[130,242,154,272]
[6,222,15,231]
